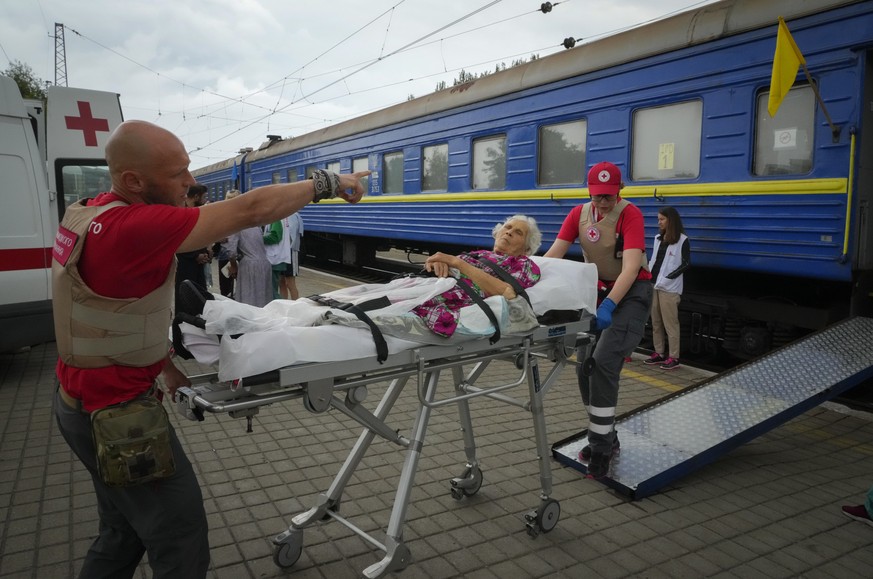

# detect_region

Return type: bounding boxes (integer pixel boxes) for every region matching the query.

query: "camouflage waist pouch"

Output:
[90,396,176,487]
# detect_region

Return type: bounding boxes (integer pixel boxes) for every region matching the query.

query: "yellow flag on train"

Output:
[768,17,806,117]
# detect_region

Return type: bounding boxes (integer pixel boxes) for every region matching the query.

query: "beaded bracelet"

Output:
[310,169,341,203]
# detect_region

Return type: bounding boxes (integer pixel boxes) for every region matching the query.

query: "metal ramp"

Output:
[552,316,873,499]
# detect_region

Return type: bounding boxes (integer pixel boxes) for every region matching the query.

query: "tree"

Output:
[2,60,46,100]
[434,55,540,93]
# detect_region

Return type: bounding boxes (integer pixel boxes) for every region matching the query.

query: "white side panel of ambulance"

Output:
[0,76,122,352]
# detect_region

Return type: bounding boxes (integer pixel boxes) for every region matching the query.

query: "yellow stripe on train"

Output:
[327,178,849,203]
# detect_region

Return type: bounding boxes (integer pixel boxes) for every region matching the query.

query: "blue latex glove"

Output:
[595,298,617,330]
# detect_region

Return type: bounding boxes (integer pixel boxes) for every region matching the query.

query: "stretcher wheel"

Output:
[273,538,302,568]
[272,528,303,569]
[536,498,560,534]
[449,465,483,500]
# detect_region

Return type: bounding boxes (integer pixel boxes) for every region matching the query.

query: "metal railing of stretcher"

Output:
[175,315,594,578]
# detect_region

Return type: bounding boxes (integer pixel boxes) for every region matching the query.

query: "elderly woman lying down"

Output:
[412,214,542,337]
[175,215,597,380]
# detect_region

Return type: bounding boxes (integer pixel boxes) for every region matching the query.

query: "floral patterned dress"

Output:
[412,250,540,337]
[224,227,274,308]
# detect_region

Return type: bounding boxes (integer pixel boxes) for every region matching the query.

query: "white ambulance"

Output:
[0,75,123,352]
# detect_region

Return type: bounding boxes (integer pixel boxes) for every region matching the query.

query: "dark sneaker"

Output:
[660,357,680,370]
[842,505,873,527]
[578,436,620,462]
[644,353,666,365]
[586,451,612,479]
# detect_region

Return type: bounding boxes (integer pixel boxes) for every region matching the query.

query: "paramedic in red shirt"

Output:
[544,161,652,479]
[51,119,368,579]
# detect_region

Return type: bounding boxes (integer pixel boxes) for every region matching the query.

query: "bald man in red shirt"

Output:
[52,120,368,578]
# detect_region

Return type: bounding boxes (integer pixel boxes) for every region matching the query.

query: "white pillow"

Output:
[528,256,598,315]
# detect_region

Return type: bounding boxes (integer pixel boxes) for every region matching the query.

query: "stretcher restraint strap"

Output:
[469,255,531,307]
[452,281,501,344]
[171,280,211,360]
[307,295,390,363]
[403,268,502,344]
[170,312,206,360]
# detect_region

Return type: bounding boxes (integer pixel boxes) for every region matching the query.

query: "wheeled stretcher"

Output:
[173,257,598,577]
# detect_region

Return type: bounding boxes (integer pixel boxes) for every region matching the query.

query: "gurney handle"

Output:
[417,345,530,409]
[181,386,304,414]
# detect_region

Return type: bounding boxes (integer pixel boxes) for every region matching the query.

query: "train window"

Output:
[422,143,448,192]
[353,156,369,193]
[327,161,340,173]
[631,100,702,181]
[287,169,298,183]
[305,166,317,179]
[538,120,587,185]
[753,86,814,176]
[271,171,281,184]
[383,151,404,194]
[472,135,506,190]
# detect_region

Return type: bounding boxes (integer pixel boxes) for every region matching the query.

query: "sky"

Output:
[0,0,720,170]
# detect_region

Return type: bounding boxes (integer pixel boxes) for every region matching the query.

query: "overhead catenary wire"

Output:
[187,0,509,153]
[52,1,568,161]
[38,0,719,164]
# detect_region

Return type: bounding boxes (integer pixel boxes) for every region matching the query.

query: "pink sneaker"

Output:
[842,504,873,527]
[660,357,680,370]
[644,353,666,365]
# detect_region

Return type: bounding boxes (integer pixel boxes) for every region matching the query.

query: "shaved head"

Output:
[105,120,185,176]
[104,120,194,206]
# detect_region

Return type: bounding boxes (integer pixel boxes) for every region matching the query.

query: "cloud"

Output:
[1,0,719,168]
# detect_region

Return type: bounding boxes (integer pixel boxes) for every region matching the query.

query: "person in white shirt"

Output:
[264,213,304,299]
[645,206,690,370]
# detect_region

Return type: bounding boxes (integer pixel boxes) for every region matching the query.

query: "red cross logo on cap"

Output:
[65,101,110,147]
[598,170,611,182]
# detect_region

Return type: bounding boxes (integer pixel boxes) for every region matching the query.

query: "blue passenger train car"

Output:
[193,0,873,359]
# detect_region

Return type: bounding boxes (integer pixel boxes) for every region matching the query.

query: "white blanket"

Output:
[180,256,598,381]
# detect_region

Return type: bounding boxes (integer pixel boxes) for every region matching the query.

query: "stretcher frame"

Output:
[176,316,593,578]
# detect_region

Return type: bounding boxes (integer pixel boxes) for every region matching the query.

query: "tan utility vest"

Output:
[578,199,649,282]
[52,200,176,368]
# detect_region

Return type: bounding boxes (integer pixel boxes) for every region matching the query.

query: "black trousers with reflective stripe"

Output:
[577,280,652,454]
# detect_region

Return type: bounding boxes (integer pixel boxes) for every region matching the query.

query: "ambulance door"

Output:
[0,76,53,350]
[45,86,123,229]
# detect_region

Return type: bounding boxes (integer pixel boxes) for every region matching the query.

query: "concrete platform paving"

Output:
[2,269,873,578]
